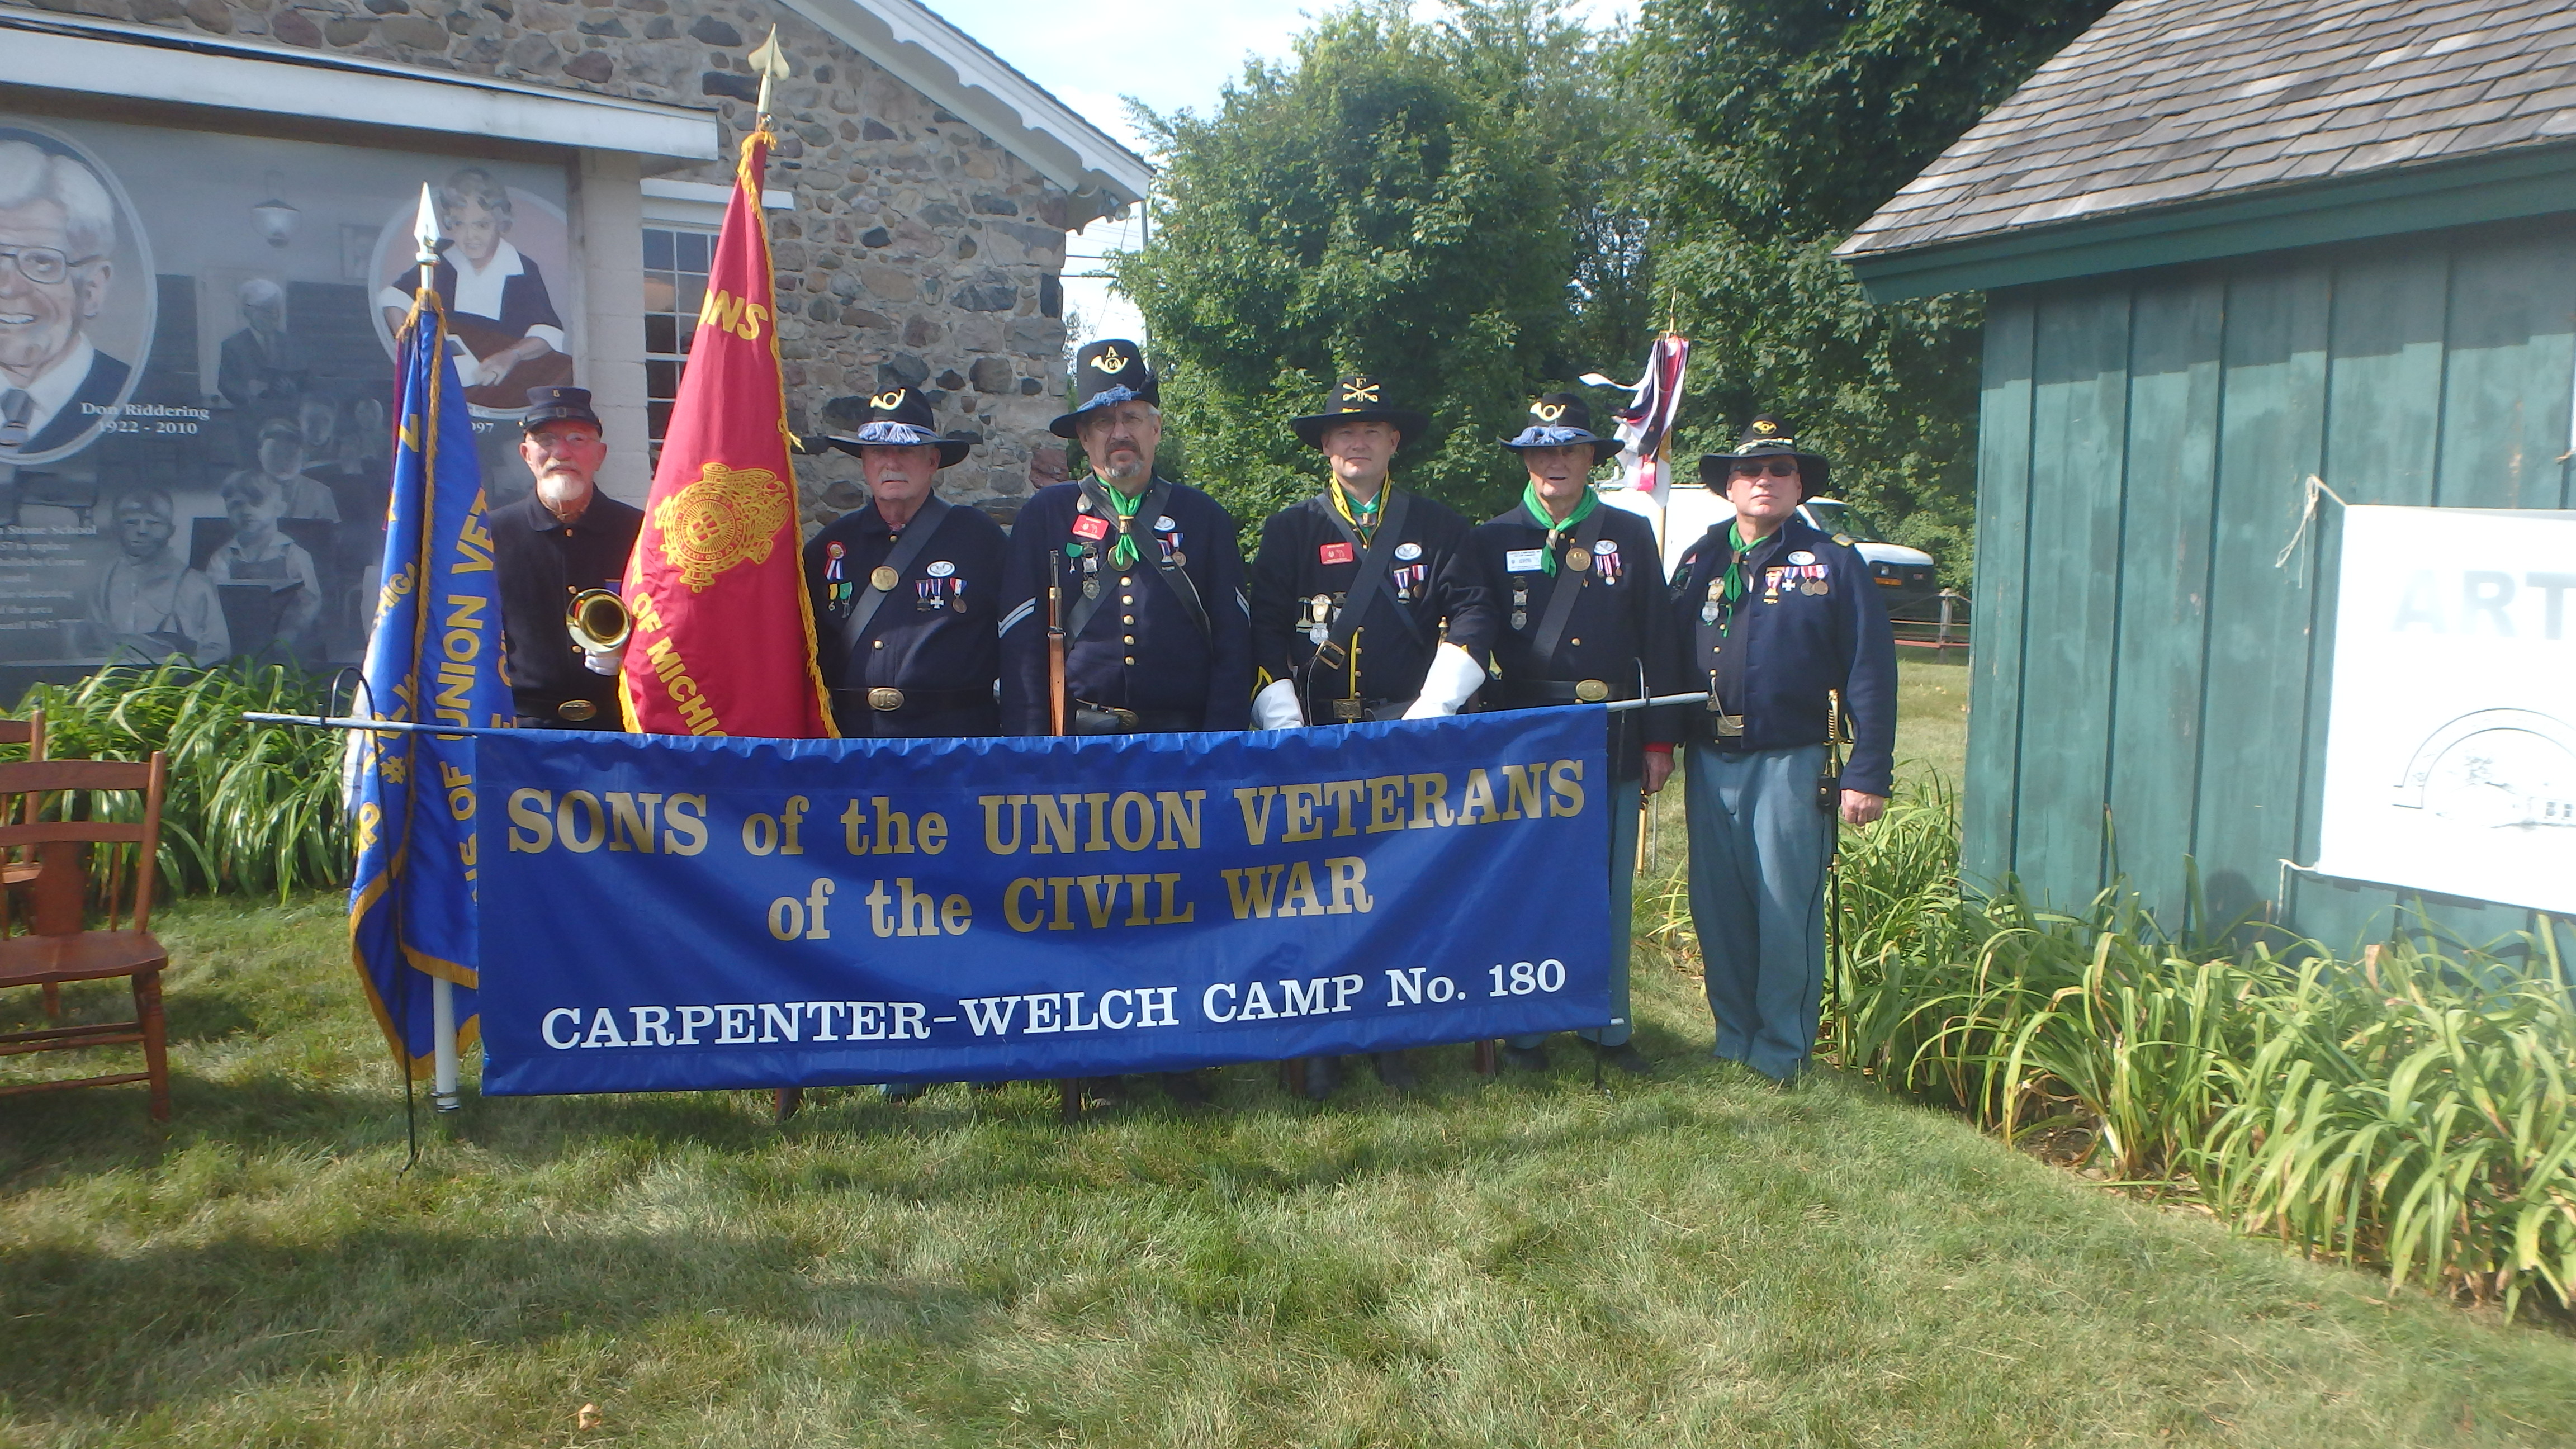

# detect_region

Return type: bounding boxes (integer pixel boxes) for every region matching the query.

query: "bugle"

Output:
[566,588,632,654]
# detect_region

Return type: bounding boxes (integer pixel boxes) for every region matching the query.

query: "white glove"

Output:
[1252,678,1306,730]
[1403,642,1486,719]
[582,642,628,676]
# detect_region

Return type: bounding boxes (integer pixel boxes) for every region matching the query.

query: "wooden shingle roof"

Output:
[1839,0,2576,263]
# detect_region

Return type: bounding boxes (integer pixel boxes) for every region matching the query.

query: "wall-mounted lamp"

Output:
[250,170,299,249]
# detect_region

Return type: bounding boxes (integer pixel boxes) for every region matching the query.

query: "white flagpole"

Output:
[432,977,461,1111]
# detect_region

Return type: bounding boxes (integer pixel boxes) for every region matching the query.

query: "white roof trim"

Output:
[0,12,717,162]
[642,178,797,210]
[779,0,1152,210]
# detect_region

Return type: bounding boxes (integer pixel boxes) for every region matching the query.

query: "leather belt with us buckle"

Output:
[868,687,906,712]
[556,699,599,722]
[1573,679,1610,703]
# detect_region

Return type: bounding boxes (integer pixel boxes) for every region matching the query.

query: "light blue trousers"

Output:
[1684,742,1835,1080]
[1508,776,1642,1050]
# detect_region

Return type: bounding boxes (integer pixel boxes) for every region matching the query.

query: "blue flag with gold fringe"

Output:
[347,283,510,1077]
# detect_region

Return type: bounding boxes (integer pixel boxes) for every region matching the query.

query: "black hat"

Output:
[1050,338,1160,439]
[520,386,600,432]
[818,385,974,468]
[1500,392,1622,462]
[1290,373,1431,451]
[1698,413,1829,497]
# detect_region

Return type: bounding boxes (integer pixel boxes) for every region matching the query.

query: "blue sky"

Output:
[921,0,1632,340]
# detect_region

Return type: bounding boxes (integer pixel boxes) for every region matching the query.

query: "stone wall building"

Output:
[0,0,1144,692]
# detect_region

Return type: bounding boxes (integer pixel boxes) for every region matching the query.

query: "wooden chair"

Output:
[0,753,172,1121]
[0,711,48,1016]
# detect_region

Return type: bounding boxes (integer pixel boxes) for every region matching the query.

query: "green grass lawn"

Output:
[7,665,2574,1446]
[1893,655,1968,789]
[6,893,2575,1447]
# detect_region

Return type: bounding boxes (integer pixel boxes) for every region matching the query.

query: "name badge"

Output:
[1319,542,1355,565]
[1072,514,1109,541]
[1505,548,1546,572]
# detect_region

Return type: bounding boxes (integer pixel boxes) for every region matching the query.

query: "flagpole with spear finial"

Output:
[406,181,466,1114]
[749,26,790,129]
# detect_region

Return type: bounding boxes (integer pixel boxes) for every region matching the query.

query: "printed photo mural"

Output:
[0,114,572,699]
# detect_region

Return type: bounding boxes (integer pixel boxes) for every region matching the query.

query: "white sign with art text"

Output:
[2313,505,2576,913]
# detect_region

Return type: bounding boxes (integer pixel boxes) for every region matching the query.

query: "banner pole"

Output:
[430,975,461,1112]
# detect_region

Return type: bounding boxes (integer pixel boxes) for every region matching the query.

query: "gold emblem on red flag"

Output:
[653,462,793,591]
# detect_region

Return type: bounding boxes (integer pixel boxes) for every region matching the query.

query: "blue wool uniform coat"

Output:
[1666,513,1897,797]
[1249,489,1497,712]
[1469,501,1683,780]
[489,490,642,724]
[997,477,1253,734]
[802,500,1006,738]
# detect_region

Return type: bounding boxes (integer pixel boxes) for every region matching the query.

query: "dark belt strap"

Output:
[832,685,990,712]
[836,497,950,666]
[1502,680,1636,705]
[1068,477,1208,643]
[1525,508,1609,669]
[1071,703,1199,735]
[1304,487,1417,669]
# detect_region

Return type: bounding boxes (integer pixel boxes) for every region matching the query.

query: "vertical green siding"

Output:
[1968,216,2576,952]
[1964,294,2037,891]
[2105,278,2225,917]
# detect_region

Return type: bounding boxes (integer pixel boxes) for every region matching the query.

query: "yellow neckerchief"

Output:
[1330,476,1387,544]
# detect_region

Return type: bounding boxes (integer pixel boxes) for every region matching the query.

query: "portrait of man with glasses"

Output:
[0,134,132,463]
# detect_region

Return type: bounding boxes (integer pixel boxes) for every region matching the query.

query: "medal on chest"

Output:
[1307,593,1335,646]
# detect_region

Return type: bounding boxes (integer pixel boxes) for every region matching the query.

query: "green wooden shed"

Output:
[1838,0,2576,955]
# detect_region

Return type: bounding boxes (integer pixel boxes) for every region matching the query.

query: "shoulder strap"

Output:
[1526,506,1611,671]
[1308,487,1415,667]
[1066,477,1210,641]
[835,496,951,664]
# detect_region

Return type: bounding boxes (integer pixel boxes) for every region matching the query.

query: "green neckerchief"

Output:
[1720,522,1761,605]
[1096,476,1147,568]
[1519,482,1600,576]
[1331,477,1385,544]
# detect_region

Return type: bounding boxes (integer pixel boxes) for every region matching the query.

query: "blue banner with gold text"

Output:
[477,708,1612,1091]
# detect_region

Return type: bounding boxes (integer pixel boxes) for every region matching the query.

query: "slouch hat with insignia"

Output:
[818,386,976,467]
[1050,338,1161,439]
[1698,413,1829,498]
[1500,392,1622,462]
[1290,373,1431,450]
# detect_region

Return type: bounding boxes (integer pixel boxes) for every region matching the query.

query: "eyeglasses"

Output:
[0,247,101,286]
[1729,459,1800,479]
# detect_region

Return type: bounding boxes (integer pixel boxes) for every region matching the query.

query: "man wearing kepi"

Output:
[1251,373,1497,1099]
[1472,393,1680,1075]
[802,387,1002,738]
[1669,416,1895,1082]
[490,386,642,728]
[998,339,1251,738]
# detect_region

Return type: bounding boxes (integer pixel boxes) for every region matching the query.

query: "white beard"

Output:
[536,471,593,522]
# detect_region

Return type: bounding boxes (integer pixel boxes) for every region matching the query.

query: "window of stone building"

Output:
[641,225,717,465]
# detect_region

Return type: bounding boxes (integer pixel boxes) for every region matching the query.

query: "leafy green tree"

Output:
[1114,2,1622,532]
[1622,0,2111,579]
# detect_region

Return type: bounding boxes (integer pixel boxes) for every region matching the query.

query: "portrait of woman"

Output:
[374,167,572,413]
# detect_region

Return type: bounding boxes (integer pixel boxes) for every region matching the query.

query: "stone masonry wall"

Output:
[4,0,1081,525]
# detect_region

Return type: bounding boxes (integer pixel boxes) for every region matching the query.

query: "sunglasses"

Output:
[1729,459,1800,479]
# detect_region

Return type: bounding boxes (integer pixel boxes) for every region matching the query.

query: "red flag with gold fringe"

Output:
[619,128,834,738]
